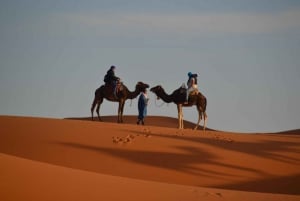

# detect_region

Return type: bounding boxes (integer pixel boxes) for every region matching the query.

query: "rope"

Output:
[154,97,166,107]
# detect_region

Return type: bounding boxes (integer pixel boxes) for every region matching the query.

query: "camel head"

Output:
[150,85,163,94]
[150,85,164,99]
[136,82,150,92]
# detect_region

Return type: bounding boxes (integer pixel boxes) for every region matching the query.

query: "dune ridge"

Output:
[66,115,300,134]
[1,115,300,201]
[66,115,210,130]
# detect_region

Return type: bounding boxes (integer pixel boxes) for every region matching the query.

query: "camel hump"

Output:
[179,87,186,94]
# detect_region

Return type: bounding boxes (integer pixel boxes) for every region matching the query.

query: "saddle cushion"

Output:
[189,89,199,96]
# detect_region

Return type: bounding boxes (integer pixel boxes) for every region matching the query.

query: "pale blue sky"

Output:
[1,0,300,132]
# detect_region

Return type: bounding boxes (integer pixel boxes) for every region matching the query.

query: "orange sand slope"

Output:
[1,116,300,201]
[66,115,212,130]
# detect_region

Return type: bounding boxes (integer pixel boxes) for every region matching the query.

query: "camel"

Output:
[150,85,207,130]
[91,81,149,123]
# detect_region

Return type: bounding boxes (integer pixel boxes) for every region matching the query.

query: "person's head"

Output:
[110,65,116,70]
[188,72,192,77]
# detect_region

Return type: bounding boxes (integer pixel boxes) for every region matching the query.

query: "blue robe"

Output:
[138,93,147,120]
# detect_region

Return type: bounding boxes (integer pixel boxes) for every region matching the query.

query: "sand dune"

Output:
[1,115,300,201]
[66,115,211,130]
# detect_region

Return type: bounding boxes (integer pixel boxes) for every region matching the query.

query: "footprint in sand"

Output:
[175,131,184,136]
[112,135,135,145]
[112,137,122,144]
[213,134,234,143]
[203,192,223,198]
[142,128,151,133]
[112,130,152,144]
[141,128,152,138]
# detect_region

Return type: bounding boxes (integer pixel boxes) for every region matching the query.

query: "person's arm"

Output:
[144,95,149,105]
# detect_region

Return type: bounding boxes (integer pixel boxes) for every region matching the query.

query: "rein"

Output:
[154,96,166,107]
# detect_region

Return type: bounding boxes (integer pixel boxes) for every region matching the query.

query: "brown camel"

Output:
[91,81,149,123]
[150,85,207,130]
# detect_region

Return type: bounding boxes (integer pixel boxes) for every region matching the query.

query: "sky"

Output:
[0,0,300,133]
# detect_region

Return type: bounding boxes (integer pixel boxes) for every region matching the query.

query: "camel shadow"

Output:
[56,141,262,178]
[52,135,300,195]
[124,128,300,165]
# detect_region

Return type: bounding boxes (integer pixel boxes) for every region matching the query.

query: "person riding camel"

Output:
[104,65,120,96]
[185,72,198,103]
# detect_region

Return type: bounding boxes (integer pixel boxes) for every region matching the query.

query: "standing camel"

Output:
[150,85,207,130]
[91,82,149,123]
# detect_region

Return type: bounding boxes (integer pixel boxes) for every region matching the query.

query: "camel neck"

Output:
[156,89,173,103]
[127,88,140,99]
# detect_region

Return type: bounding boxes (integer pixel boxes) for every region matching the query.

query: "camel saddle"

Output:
[179,86,199,96]
[104,81,124,94]
[116,81,124,94]
[189,89,199,96]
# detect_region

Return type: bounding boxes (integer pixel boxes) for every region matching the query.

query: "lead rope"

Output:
[155,96,166,107]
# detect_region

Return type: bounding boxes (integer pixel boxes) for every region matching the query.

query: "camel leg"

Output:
[177,104,183,129]
[117,103,121,123]
[95,98,103,121]
[177,105,180,129]
[181,105,184,129]
[194,110,202,130]
[118,100,125,123]
[119,101,125,123]
[91,97,101,121]
[91,98,97,121]
[203,112,207,131]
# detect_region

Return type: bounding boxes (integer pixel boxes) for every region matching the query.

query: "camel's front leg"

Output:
[120,101,125,123]
[177,104,184,129]
[117,102,121,123]
[180,106,184,129]
[118,100,125,123]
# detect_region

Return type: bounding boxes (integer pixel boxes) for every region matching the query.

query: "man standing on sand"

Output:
[137,88,149,125]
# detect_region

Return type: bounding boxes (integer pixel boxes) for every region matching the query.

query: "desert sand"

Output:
[1,115,300,201]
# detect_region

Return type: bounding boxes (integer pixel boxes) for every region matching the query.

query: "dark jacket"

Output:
[104,69,119,83]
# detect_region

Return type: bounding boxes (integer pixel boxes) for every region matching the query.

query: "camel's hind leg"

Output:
[203,112,207,131]
[93,97,103,121]
[194,106,207,131]
[96,102,103,121]
[91,98,97,121]
[194,110,202,130]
